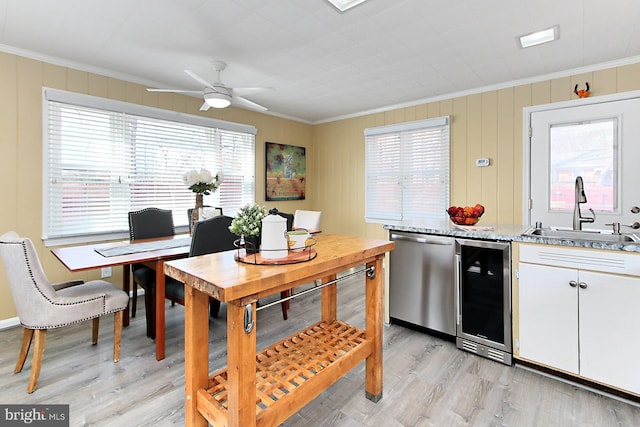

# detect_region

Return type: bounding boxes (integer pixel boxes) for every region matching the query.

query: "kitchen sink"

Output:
[522,227,640,243]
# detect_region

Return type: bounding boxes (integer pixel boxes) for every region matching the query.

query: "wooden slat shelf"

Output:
[197,320,371,426]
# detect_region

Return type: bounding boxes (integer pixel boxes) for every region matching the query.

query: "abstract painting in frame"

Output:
[265,142,306,200]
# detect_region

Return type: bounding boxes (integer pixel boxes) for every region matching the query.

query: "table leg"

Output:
[122,265,130,327]
[184,284,209,427]
[155,260,166,361]
[365,257,383,402]
[226,300,257,427]
[321,274,337,322]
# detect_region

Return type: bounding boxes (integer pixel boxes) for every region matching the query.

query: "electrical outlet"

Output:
[101,267,112,278]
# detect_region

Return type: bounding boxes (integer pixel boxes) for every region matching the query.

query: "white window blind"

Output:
[43,89,256,244]
[365,117,450,223]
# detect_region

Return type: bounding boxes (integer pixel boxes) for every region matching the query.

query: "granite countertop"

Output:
[383,219,640,253]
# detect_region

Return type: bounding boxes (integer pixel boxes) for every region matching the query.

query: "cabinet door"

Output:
[518,263,579,373]
[579,271,640,394]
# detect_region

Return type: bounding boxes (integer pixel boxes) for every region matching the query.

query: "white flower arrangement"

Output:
[183,168,224,195]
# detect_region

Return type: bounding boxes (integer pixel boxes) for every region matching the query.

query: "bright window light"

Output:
[519,26,559,48]
[326,0,369,12]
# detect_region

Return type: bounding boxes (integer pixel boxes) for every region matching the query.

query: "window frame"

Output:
[364,116,450,223]
[42,88,257,246]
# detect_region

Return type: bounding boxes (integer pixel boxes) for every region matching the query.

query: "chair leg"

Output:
[280,289,291,320]
[131,282,138,318]
[209,298,221,318]
[92,318,99,345]
[113,310,123,362]
[145,289,156,339]
[27,329,46,394]
[15,328,34,374]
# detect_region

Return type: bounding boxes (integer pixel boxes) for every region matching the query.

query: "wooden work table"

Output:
[164,234,394,427]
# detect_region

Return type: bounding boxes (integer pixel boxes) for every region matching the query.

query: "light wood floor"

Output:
[2,271,640,426]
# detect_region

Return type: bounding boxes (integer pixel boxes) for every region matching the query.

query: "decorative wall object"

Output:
[266,142,306,200]
[574,82,590,98]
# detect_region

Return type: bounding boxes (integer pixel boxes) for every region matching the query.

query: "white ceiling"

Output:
[1,0,639,123]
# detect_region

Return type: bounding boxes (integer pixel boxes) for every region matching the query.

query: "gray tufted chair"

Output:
[0,231,129,393]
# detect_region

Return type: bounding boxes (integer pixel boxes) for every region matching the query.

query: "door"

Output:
[518,262,578,373]
[528,96,640,229]
[579,270,640,394]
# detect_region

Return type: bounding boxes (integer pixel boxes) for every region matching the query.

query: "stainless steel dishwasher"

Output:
[389,231,456,337]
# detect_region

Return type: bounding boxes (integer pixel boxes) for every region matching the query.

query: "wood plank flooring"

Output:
[1,269,640,426]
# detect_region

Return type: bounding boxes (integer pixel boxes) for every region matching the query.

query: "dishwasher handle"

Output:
[455,252,461,328]
[390,233,454,245]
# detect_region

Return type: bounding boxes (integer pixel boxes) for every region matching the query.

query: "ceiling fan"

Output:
[146,60,268,112]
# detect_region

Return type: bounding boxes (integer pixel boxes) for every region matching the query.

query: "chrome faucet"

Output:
[573,176,595,230]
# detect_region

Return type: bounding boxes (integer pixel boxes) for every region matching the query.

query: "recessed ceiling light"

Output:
[519,25,559,48]
[326,0,370,12]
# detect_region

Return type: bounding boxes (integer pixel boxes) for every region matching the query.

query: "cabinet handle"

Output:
[579,282,588,289]
[569,280,578,287]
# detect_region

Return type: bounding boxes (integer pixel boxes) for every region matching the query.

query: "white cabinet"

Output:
[518,263,578,373]
[517,244,640,395]
[579,270,640,393]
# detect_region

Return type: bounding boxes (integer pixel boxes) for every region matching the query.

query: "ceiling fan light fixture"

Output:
[519,25,559,48]
[326,0,369,12]
[204,91,231,108]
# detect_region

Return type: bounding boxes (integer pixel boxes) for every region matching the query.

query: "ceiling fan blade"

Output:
[185,70,214,88]
[146,88,203,94]
[233,87,274,95]
[199,102,211,111]
[232,95,267,112]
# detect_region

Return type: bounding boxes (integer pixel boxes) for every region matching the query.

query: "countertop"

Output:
[383,219,640,253]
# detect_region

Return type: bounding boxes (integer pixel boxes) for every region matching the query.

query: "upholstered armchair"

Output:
[0,231,129,393]
[293,209,322,232]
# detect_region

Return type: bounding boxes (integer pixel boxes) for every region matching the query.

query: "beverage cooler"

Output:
[455,238,512,365]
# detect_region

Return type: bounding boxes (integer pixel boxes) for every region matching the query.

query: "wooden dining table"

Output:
[164,233,395,427]
[51,234,191,361]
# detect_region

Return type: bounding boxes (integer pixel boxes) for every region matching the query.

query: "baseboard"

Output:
[0,317,20,331]
[516,361,640,407]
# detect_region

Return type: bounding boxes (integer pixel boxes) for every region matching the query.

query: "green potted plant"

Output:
[229,204,268,253]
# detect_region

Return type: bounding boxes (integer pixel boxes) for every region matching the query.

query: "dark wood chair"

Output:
[167,215,237,318]
[177,214,290,320]
[127,207,182,338]
[187,206,223,233]
[277,211,294,232]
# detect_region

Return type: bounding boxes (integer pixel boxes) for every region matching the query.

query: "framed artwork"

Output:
[265,142,306,200]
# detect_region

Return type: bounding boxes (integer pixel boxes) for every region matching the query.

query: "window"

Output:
[43,89,256,245]
[549,119,618,212]
[364,117,450,223]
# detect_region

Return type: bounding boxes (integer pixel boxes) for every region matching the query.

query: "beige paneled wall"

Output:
[0,51,312,320]
[313,63,640,242]
[1,48,639,322]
